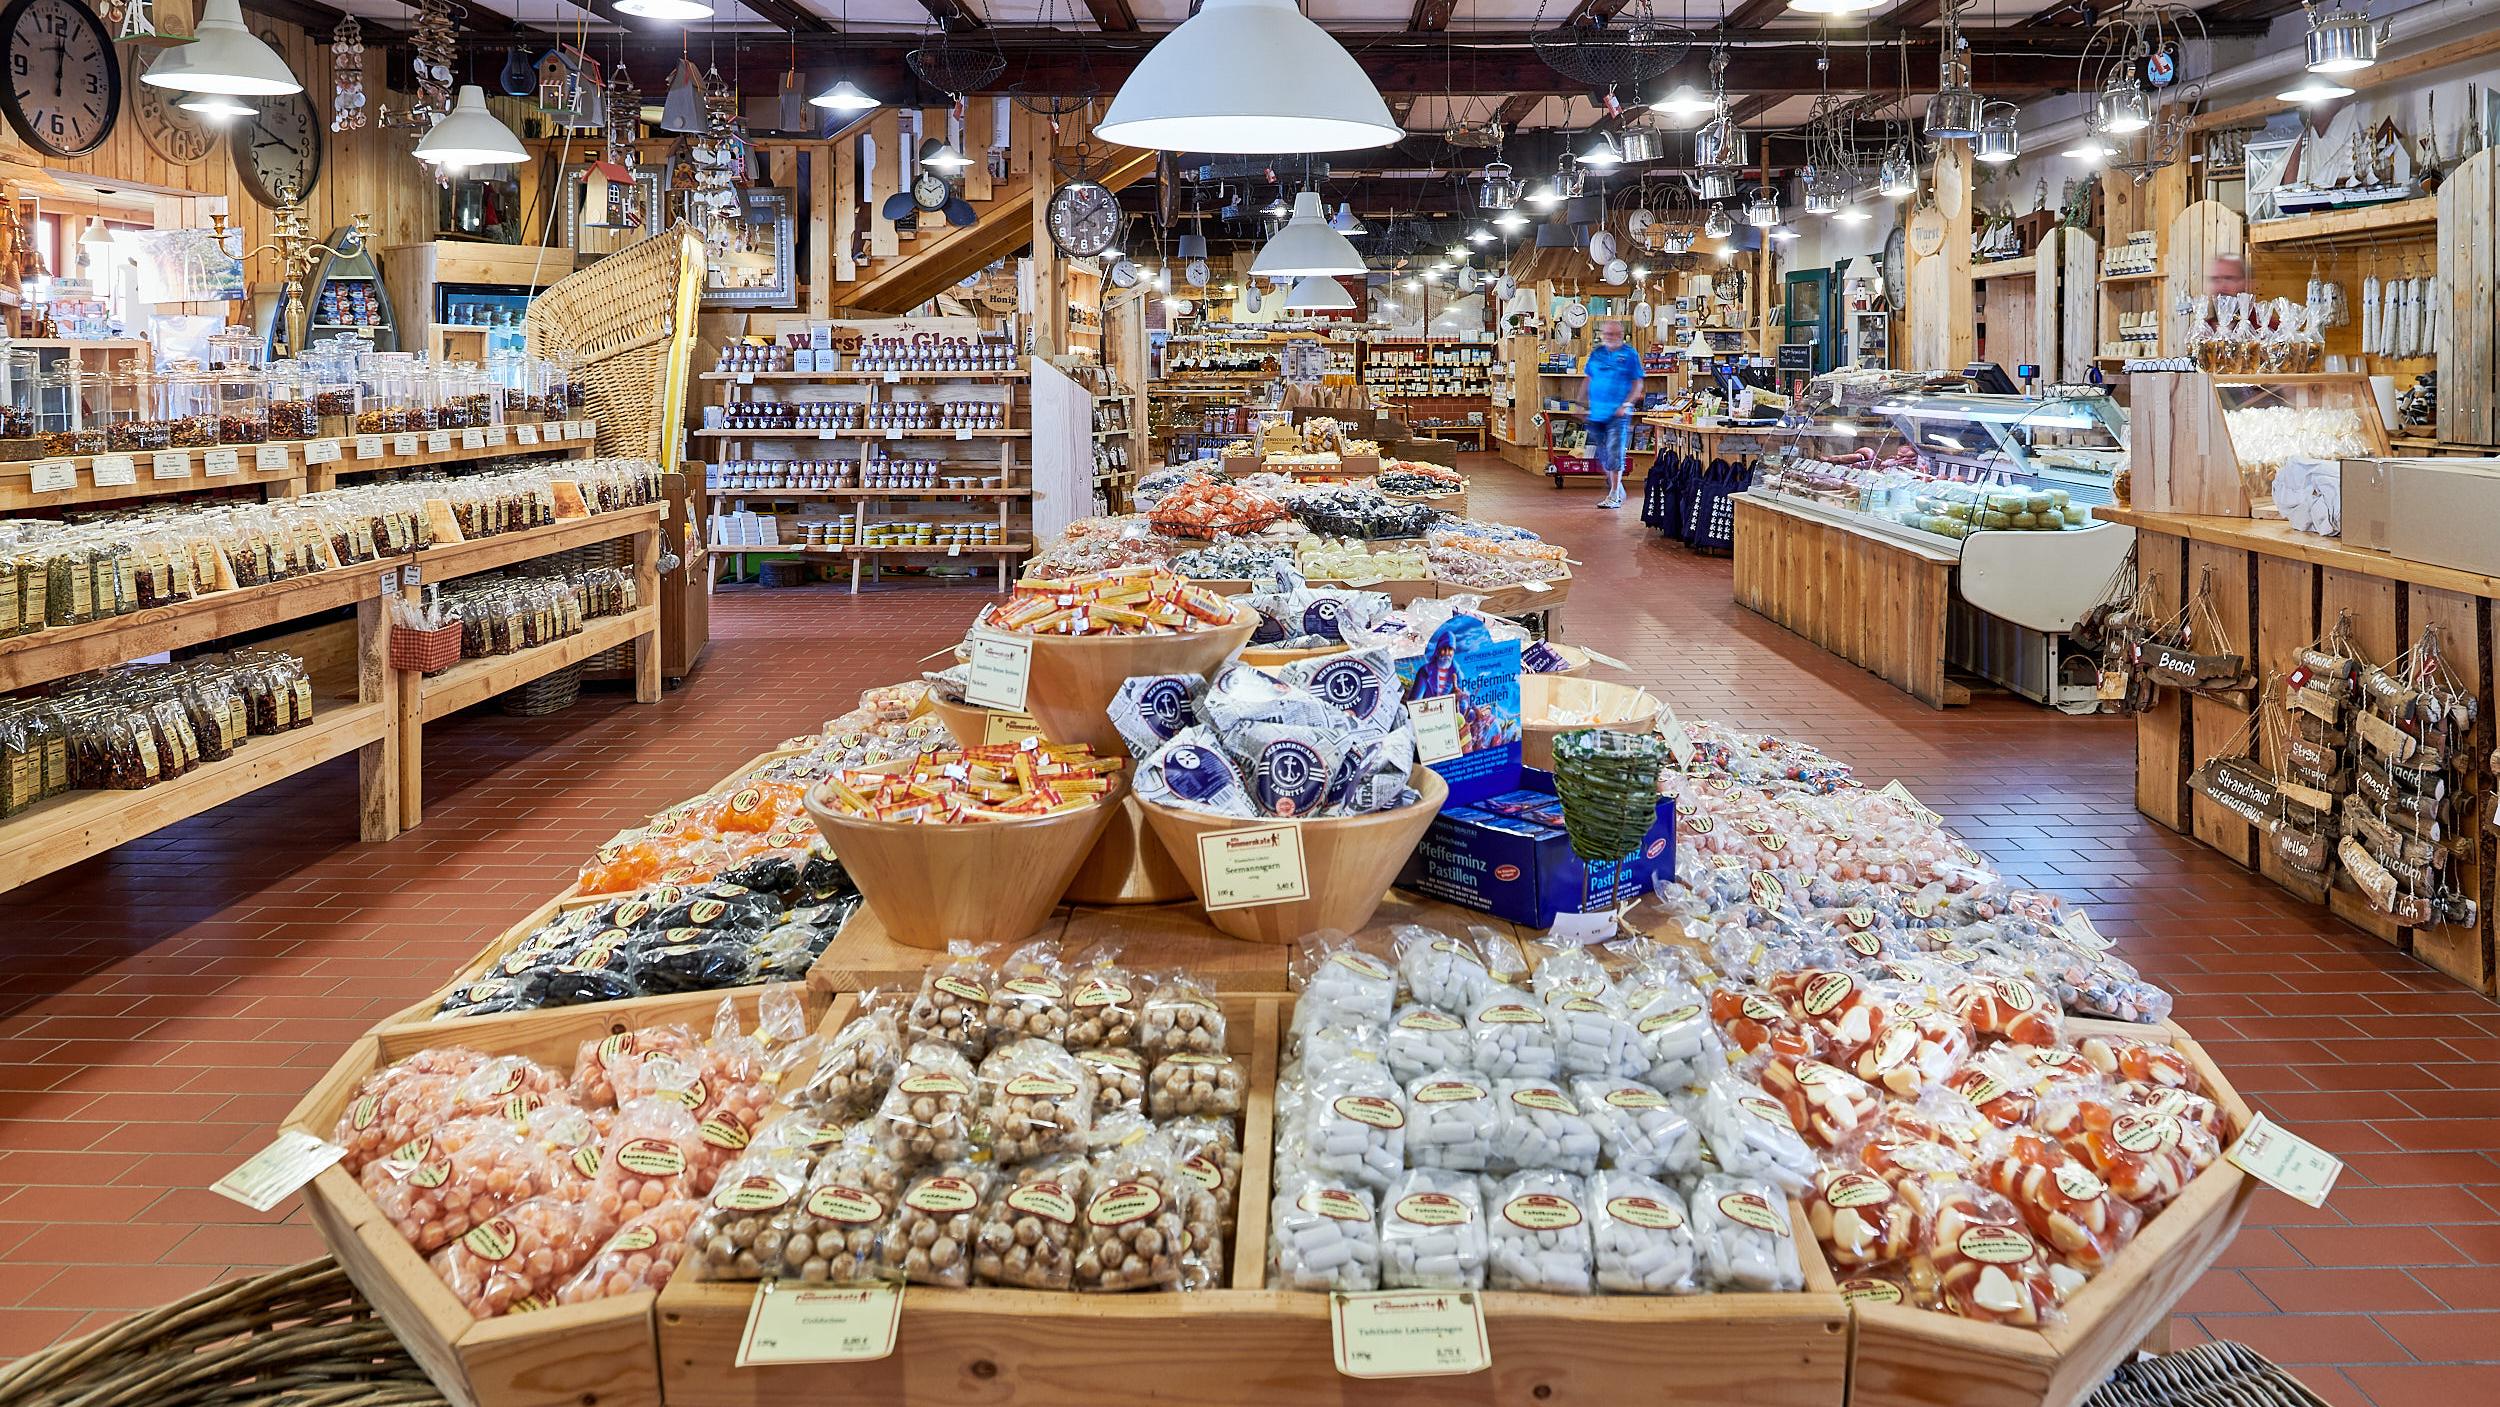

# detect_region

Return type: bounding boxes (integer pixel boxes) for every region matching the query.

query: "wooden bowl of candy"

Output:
[927,693,1040,749]
[1135,767,1449,944]
[802,748,1127,949]
[992,575,1260,754]
[1520,675,1662,771]
[1236,642,1350,668]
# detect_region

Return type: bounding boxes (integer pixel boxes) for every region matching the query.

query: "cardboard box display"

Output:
[1396,767,1677,927]
[2383,457,2500,577]
[1389,611,1521,807]
[2337,457,2396,551]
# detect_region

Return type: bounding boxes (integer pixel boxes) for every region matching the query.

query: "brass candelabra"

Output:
[209,184,373,358]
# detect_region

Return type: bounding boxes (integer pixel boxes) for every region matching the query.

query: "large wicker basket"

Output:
[521,223,706,467]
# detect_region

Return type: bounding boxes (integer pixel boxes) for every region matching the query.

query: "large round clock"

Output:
[128,47,215,167]
[1882,225,1908,312]
[1045,179,1119,258]
[236,86,322,207]
[2,0,119,160]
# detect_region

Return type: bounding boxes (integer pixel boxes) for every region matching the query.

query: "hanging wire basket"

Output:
[907,26,1007,97]
[1530,0,1693,91]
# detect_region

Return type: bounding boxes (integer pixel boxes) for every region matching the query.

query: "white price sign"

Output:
[962,630,1033,711]
[91,454,137,487]
[461,428,486,450]
[486,426,508,447]
[27,459,77,493]
[516,424,540,446]
[255,444,291,471]
[212,1130,346,1212]
[355,435,384,460]
[204,447,241,477]
[152,450,191,480]
[427,430,453,453]
[305,438,344,465]
[391,434,418,457]
[1410,696,1463,763]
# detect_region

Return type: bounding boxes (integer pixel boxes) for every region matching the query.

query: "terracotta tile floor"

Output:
[3,455,2496,1406]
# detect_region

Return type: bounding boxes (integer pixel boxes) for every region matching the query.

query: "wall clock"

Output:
[128,47,215,166]
[911,171,949,212]
[1045,179,1119,258]
[1184,256,1210,288]
[236,86,322,207]
[2,0,119,160]
[1882,225,1908,311]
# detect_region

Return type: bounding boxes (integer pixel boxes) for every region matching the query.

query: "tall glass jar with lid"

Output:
[266,361,319,439]
[37,364,104,455]
[0,347,36,446]
[165,371,219,448]
[216,365,268,444]
[106,368,171,452]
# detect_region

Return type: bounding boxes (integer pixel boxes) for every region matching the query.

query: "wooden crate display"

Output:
[1845,1024,2258,1407]
[283,988,829,1407]
[2130,372,2391,519]
[659,993,1851,1407]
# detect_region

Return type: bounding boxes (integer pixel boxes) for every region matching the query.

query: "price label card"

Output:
[1411,695,1464,763]
[391,434,419,456]
[955,428,973,441]
[2059,910,2113,951]
[382,566,402,594]
[982,711,1043,745]
[255,444,291,472]
[28,459,77,493]
[354,435,383,460]
[204,447,241,476]
[2226,1114,2344,1208]
[883,371,902,384]
[1659,706,1697,768]
[1879,779,1942,825]
[1520,579,1551,593]
[486,426,507,447]
[885,429,903,441]
[735,1282,901,1366]
[1196,824,1310,911]
[212,1130,346,1212]
[427,430,454,453]
[946,543,961,557]
[1331,1291,1490,1380]
[1547,910,1618,946]
[306,438,344,465]
[736,372,756,386]
[92,454,138,487]
[1581,647,1628,669]
[963,630,1033,711]
[403,562,421,586]
[570,420,590,440]
[819,429,841,441]
[516,424,540,446]
[152,450,192,480]
[461,429,486,450]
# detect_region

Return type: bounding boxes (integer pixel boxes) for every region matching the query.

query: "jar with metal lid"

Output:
[0,347,36,445]
[38,365,104,455]
[355,353,414,435]
[164,371,219,448]
[216,366,268,444]
[102,369,170,452]
[266,361,319,439]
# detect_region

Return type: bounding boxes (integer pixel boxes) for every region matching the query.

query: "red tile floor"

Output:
[3,454,2496,1406]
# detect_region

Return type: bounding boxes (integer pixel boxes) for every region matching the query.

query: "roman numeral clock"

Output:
[2,0,120,160]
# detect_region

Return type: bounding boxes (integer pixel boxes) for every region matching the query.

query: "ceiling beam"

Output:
[742,0,834,33]
[919,0,986,30]
[1080,0,1139,32]
[1723,93,1777,126]
[1718,0,1789,32]
[1875,0,1943,28]
[1409,0,1460,30]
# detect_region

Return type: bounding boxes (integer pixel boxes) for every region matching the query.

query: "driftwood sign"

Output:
[2188,756,2282,829]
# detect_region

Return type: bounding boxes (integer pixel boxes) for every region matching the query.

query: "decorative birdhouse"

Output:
[537,46,604,131]
[582,159,641,231]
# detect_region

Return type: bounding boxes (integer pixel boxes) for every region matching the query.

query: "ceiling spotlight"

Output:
[2061,140,2115,162]
[1579,124,1622,168]
[1835,204,1870,224]
[1769,224,1800,241]
[1526,181,1564,209]
[2277,75,2356,103]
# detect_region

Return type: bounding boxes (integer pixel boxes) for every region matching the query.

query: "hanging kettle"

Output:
[1685,169,1742,202]
[1691,113,1747,170]
[1478,160,1522,210]
[1616,127,1664,163]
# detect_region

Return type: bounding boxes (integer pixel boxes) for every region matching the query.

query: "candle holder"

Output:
[208,182,373,358]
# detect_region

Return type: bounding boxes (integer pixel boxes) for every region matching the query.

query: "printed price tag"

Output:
[1659,706,1697,768]
[1547,910,1618,947]
[819,429,841,441]
[982,711,1043,745]
[152,450,191,480]
[427,430,454,453]
[885,429,903,441]
[1197,824,1310,910]
[883,371,902,384]
[212,1130,346,1212]
[2226,1114,2344,1208]
[1879,779,1942,825]
[354,435,383,460]
[1410,695,1463,763]
[1331,1290,1490,1379]
[305,438,344,465]
[382,567,402,594]
[516,424,541,446]
[204,447,240,476]
[28,459,77,493]
[91,454,138,486]
[255,444,290,472]
[403,562,421,586]
[1520,579,1551,593]
[736,372,756,386]
[391,434,418,456]
[2059,910,2113,951]
[486,426,508,447]
[461,429,486,450]
[573,420,593,439]
[947,543,961,557]
[962,630,1033,711]
[735,1282,901,1366]
[954,427,973,441]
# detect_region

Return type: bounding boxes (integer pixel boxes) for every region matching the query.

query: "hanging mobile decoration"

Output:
[382,0,458,138]
[583,68,644,231]
[691,66,749,228]
[330,17,366,132]
[536,45,605,132]
[107,0,153,40]
[1548,727,1669,932]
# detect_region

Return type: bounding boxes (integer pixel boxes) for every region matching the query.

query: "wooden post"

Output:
[634,526,663,704]
[357,589,399,842]
[868,109,902,259]
[1027,111,1062,357]
[392,572,425,833]
[964,100,994,203]
[833,132,859,284]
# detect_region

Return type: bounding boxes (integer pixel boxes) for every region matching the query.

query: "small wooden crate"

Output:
[2129,371,2392,518]
[284,989,824,1407]
[1844,1023,2259,1407]
[661,993,1850,1407]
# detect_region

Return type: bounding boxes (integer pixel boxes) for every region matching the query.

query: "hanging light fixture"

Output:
[615,0,714,19]
[2096,69,2150,134]
[1177,216,1210,258]
[1250,190,1365,278]
[1834,204,1869,223]
[2080,2,2207,182]
[1703,203,1734,240]
[1096,0,1400,153]
[1744,187,1780,227]
[1787,0,1881,13]
[76,217,114,267]
[1653,82,1714,117]
[1330,202,1367,235]
[1972,101,2020,163]
[1878,145,1916,198]
[921,140,971,171]
[2277,74,2355,103]
[1579,122,1623,168]
[1261,189,1291,218]
[1769,223,1800,241]
[2061,139,2116,162]
[812,80,879,112]
[414,84,530,168]
[1494,208,1530,230]
[1924,0,1981,140]
[2303,0,2379,74]
[179,93,255,121]
[141,0,301,94]
[1466,226,1493,244]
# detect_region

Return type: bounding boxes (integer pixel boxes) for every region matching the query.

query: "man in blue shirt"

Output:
[1582,318,1646,509]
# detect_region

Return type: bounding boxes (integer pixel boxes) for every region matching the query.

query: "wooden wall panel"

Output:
[2135,532,2191,831]
[2321,565,2405,944]
[2252,554,2321,895]
[2188,543,2257,866]
[2405,586,2493,990]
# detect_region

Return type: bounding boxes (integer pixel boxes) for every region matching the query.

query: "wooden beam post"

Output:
[1906,143,1977,370]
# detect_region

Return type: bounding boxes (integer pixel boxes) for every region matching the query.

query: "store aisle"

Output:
[0,455,2494,1407]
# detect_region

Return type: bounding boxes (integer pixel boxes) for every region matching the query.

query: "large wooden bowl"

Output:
[802,774,1124,948]
[928,694,1039,748]
[1520,675,1662,771]
[1063,791,1195,904]
[1017,606,1259,752]
[1238,642,1349,669]
[1135,767,1449,944]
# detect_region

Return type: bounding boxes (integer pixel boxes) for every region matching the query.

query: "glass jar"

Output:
[105,369,170,453]
[266,361,318,439]
[165,372,219,448]
[39,365,105,455]
[355,353,413,435]
[208,326,264,370]
[216,366,268,444]
[405,363,442,432]
[0,348,36,445]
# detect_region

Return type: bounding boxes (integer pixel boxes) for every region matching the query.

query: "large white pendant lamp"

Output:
[1250,190,1364,278]
[141,0,301,95]
[615,0,715,19]
[1283,275,1355,310]
[1096,0,1400,153]
[414,85,530,169]
[812,79,879,112]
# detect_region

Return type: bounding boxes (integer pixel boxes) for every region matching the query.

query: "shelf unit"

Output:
[699,367,1037,592]
[1065,260,1106,357]
[0,422,600,512]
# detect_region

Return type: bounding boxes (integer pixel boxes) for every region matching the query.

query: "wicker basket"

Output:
[521,223,705,465]
[388,622,464,675]
[0,1259,445,1407]
[497,663,584,716]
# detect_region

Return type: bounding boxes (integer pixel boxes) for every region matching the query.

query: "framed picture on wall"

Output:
[557,163,666,260]
[703,188,797,308]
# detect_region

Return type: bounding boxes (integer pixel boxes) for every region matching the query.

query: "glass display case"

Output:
[1869,389,2128,496]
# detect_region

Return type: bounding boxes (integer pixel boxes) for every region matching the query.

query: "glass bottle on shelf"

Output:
[0,348,34,445]
[355,353,414,435]
[266,361,319,439]
[38,365,104,455]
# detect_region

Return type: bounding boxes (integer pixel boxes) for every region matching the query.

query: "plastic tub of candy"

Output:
[1519,676,1664,771]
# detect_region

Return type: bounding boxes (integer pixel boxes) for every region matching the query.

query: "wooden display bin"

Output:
[1845,1024,2258,1407]
[2128,371,2389,518]
[657,993,1850,1407]
[284,988,828,1407]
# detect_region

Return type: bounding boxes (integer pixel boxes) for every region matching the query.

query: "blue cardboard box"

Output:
[1395,767,1676,927]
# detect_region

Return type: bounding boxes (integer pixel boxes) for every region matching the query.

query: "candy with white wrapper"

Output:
[1492,1079,1601,1174]
[1487,1168,1594,1294]
[1403,1072,1498,1171]
[1589,1170,1699,1294]
[1379,1168,1490,1290]
[1268,1171,1380,1291]
[1690,1173,1805,1292]
[1570,1078,1701,1177]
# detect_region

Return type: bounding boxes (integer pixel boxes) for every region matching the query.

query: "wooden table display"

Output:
[2099,505,2497,993]
[1731,493,1971,710]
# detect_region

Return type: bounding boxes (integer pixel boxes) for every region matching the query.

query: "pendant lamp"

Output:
[1743,188,1779,228]
[1329,202,1366,235]
[1250,191,1364,279]
[415,85,530,168]
[141,0,301,95]
[2277,74,2355,103]
[1703,203,1733,240]
[1095,0,1400,153]
[1653,83,1714,116]
[1579,124,1622,168]
[178,93,255,121]
[615,0,713,18]
[1177,223,1210,258]
[2304,1,2378,74]
[1284,275,1354,310]
[922,141,971,171]
[811,79,879,112]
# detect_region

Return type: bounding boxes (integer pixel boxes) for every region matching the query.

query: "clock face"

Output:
[236,85,321,207]
[1107,258,1140,290]
[1883,225,1909,310]
[2,0,119,159]
[912,172,949,212]
[1046,180,1119,258]
[128,48,215,166]
[1185,256,1210,288]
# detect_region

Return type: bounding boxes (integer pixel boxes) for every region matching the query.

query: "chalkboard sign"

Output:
[1776,342,1815,372]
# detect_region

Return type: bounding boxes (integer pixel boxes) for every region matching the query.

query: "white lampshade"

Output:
[1329,202,1366,234]
[1788,0,1880,10]
[1652,83,1715,116]
[78,217,113,254]
[811,79,879,112]
[141,0,301,96]
[615,0,714,17]
[2277,75,2355,103]
[178,92,253,121]
[1250,191,1365,278]
[922,142,970,171]
[1096,0,1400,153]
[414,85,529,168]
[1284,275,1355,310]
[1494,208,1529,230]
